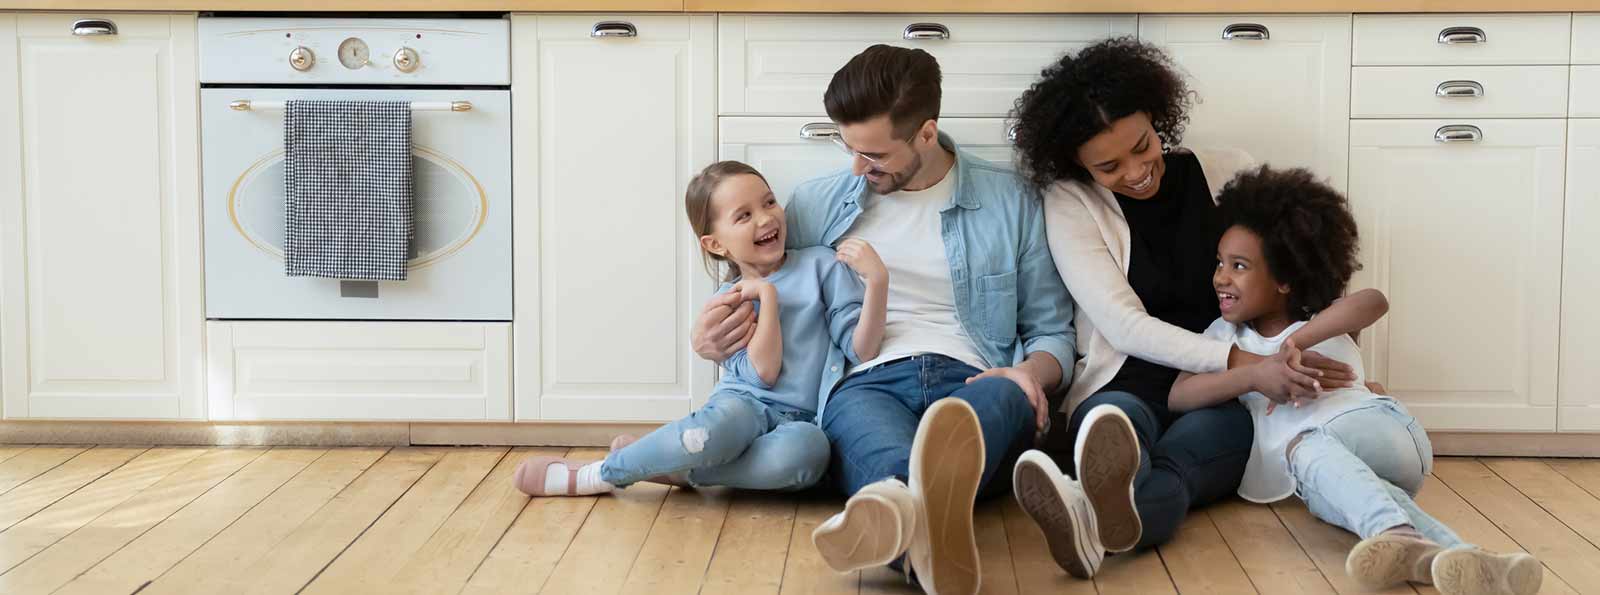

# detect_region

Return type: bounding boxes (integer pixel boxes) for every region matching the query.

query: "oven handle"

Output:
[229,100,474,112]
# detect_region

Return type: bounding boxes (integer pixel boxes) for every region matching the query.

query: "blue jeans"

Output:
[599,391,831,491]
[1289,398,1463,546]
[821,355,1035,498]
[1059,391,1254,550]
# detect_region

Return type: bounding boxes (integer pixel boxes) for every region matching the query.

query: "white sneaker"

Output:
[1345,532,1441,589]
[906,398,985,595]
[1432,546,1543,595]
[813,478,918,573]
[1012,449,1105,579]
[1074,404,1143,553]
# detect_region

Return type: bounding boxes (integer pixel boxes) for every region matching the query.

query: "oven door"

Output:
[201,88,510,320]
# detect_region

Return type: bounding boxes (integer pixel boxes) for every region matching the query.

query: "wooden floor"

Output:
[1,446,1598,594]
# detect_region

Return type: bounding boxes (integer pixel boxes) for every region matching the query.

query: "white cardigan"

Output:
[1044,147,1258,415]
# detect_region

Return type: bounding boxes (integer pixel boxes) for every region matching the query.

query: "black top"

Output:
[1098,152,1224,420]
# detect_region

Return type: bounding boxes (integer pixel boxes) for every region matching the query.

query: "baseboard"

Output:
[1,422,1593,456]
[1428,431,1600,458]
[0,420,665,447]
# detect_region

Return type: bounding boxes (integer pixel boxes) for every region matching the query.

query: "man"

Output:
[691,45,1075,595]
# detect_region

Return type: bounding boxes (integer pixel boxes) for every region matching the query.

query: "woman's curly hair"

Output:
[1010,37,1193,191]
[1217,166,1362,319]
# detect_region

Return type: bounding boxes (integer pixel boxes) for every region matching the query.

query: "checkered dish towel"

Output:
[283,100,414,281]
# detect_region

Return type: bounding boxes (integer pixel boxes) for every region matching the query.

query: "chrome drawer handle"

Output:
[71,19,117,36]
[1435,125,1483,143]
[799,122,841,140]
[903,23,950,41]
[1436,80,1484,98]
[1222,23,1270,41]
[1438,27,1487,44]
[591,21,637,38]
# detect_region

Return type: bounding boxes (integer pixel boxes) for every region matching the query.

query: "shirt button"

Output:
[831,366,840,372]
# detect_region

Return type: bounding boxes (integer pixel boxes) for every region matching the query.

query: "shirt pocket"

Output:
[976,270,1019,342]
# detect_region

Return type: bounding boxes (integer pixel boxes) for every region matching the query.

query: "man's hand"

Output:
[966,366,1048,432]
[691,292,756,362]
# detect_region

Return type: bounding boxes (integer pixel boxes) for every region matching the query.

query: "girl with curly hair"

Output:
[1004,37,1378,578]
[1163,166,1540,595]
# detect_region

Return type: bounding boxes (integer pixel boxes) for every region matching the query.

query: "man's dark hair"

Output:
[823,44,942,140]
[1217,166,1362,319]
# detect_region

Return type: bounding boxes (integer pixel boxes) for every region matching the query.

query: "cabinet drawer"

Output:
[207,321,512,421]
[1575,66,1600,117]
[717,14,1135,116]
[1354,14,1571,66]
[1575,14,1600,65]
[1351,66,1568,119]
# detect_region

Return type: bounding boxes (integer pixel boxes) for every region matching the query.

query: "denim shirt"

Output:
[715,246,867,417]
[784,132,1078,398]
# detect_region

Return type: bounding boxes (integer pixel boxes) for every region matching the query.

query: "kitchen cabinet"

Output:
[1140,15,1352,190]
[206,321,512,421]
[1348,118,1565,432]
[1560,119,1599,431]
[511,14,718,422]
[0,13,204,420]
[717,14,1136,117]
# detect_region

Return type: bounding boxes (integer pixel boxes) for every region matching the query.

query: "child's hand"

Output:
[836,239,887,286]
[731,279,775,303]
[1250,339,1322,405]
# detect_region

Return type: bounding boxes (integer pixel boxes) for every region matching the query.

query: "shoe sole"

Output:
[1433,548,1543,595]
[912,399,984,595]
[1345,536,1435,589]
[812,494,905,573]
[1075,407,1142,553]
[1013,454,1097,579]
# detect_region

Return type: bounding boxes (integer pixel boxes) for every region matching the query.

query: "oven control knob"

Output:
[393,47,420,73]
[289,46,315,71]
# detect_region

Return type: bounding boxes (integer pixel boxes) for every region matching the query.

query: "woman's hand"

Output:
[1249,339,1322,407]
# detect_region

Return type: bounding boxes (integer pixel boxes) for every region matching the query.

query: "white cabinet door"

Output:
[719,116,1016,206]
[1348,119,1564,432]
[719,14,1136,117]
[512,15,717,422]
[1140,15,1352,191]
[1561,120,1600,432]
[0,14,203,420]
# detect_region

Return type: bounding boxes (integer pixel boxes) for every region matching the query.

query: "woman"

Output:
[1004,37,1362,578]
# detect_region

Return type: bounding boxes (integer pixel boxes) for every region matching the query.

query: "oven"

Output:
[198,17,511,321]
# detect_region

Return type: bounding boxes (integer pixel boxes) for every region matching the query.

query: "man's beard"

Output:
[868,151,924,194]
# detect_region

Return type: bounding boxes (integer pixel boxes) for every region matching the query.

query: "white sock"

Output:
[543,461,614,495]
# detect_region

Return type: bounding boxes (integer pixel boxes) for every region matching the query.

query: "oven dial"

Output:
[393,47,420,73]
[289,46,315,71]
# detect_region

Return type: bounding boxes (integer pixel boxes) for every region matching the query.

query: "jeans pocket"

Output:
[976,270,1018,342]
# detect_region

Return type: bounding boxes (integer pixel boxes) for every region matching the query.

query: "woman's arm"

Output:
[1170,340,1321,412]
[1042,186,1234,374]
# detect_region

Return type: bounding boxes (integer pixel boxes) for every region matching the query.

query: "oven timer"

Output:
[338,37,369,70]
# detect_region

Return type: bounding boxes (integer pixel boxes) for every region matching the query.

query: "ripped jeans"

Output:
[1289,398,1464,546]
[599,391,831,491]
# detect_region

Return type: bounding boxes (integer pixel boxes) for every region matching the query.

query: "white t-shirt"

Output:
[1202,318,1376,503]
[845,169,988,373]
